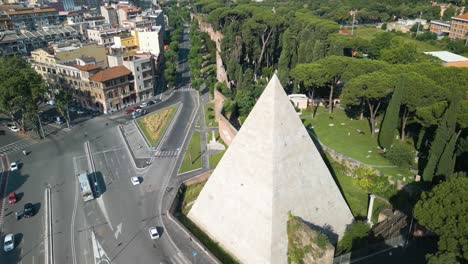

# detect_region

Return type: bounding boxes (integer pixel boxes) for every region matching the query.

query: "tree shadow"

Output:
[1,170,29,201]
[296,216,339,245]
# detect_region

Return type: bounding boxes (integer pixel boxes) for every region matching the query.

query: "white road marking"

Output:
[96,196,113,232]
[114,222,122,239]
[70,157,79,264]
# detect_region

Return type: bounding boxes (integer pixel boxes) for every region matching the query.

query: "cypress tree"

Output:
[379,87,402,149]
[422,100,459,181]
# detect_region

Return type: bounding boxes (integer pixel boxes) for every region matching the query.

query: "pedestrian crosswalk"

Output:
[0,138,39,154]
[168,252,190,264]
[154,150,180,158]
[176,87,194,92]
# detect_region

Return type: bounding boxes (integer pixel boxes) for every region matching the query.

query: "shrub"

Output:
[337,221,370,253]
[385,143,415,167]
[354,166,392,196]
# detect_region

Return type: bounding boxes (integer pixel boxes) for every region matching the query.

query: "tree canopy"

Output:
[414,176,468,262]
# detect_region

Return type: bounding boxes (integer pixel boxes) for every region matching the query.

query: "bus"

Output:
[78,173,94,202]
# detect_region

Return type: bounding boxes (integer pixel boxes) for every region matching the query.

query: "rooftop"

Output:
[75,64,101,71]
[6,7,57,15]
[424,51,468,62]
[453,12,468,21]
[90,65,131,82]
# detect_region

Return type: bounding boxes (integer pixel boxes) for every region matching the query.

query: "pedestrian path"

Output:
[168,252,191,264]
[0,137,39,154]
[154,149,180,158]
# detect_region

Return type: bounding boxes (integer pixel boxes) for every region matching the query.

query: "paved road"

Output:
[0,22,216,264]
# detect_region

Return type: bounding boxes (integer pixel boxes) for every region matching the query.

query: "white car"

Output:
[149,227,159,239]
[131,176,140,185]
[8,125,19,132]
[76,109,85,115]
[3,234,14,252]
[140,102,148,108]
[10,162,18,171]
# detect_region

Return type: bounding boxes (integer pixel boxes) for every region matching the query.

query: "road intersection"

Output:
[0,23,218,264]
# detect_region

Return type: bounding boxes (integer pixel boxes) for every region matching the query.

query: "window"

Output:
[136,67,139,71]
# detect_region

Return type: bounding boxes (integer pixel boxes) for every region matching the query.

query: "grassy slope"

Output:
[178,131,202,173]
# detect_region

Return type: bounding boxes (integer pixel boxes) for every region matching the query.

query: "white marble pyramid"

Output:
[188,74,354,264]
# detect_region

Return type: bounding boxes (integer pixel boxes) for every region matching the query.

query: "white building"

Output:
[137,26,163,55]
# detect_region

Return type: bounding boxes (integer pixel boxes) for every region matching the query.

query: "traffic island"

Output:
[136,104,179,147]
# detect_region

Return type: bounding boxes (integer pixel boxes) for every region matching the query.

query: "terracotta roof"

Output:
[89,66,131,82]
[446,61,468,67]
[6,8,57,15]
[75,64,101,71]
[454,12,468,20]
[103,6,114,10]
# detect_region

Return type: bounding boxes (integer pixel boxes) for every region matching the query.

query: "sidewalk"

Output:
[119,121,152,168]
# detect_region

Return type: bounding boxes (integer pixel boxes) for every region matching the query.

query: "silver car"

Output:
[3,234,14,252]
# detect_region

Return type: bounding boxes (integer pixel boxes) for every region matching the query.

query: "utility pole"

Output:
[351,10,357,36]
[416,11,423,35]
[66,103,71,129]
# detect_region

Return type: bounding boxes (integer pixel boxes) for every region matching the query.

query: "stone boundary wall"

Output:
[183,170,212,186]
[214,89,238,146]
[195,15,229,87]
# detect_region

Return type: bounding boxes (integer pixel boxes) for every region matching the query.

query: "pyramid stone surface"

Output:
[188,74,354,264]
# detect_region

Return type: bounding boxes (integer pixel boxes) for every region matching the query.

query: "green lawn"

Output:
[301,107,412,179]
[207,130,226,169]
[328,156,368,218]
[136,104,178,147]
[204,103,217,127]
[178,132,202,174]
[344,25,384,41]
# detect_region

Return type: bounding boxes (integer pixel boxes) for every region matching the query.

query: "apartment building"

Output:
[135,26,163,55]
[108,52,157,101]
[429,20,451,35]
[4,7,60,32]
[449,12,468,40]
[89,66,134,113]
[116,4,140,24]
[100,5,118,26]
[120,16,156,29]
[0,26,79,56]
[87,26,131,46]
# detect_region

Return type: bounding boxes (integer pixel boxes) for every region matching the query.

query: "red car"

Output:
[132,105,141,111]
[125,108,135,114]
[8,192,16,204]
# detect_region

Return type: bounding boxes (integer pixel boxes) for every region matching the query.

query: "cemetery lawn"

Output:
[136,104,178,147]
[302,107,413,179]
[179,132,202,174]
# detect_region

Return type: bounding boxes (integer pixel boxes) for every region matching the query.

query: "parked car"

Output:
[23,203,34,218]
[3,234,14,252]
[8,192,16,204]
[10,162,18,171]
[152,98,161,104]
[132,105,141,111]
[47,99,55,106]
[146,101,155,106]
[125,108,135,114]
[140,102,148,108]
[7,125,19,132]
[131,176,140,185]
[149,227,159,239]
[69,107,77,112]
[76,109,85,115]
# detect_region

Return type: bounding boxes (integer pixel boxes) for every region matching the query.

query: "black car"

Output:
[152,98,161,104]
[146,100,155,106]
[23,203,34,218]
